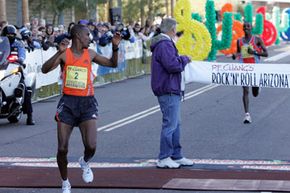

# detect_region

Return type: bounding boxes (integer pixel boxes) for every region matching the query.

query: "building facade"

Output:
[1,0,73,27]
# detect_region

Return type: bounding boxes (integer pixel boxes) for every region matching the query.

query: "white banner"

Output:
[185,61,290,89]
[124,39,143,59]
[24,47,61,89]
[23,40,146,89]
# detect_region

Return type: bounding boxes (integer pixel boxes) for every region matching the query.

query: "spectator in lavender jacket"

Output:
[150,18,193,169]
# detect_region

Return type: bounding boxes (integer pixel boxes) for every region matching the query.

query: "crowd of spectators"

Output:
[0,17,159,54]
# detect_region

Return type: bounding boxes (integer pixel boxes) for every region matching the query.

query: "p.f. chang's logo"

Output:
[212,63,255,72]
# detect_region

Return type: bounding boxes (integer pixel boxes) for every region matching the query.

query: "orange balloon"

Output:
[221,3,233,15]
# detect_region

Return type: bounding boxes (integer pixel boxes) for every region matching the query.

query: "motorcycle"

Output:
[0,36,36,123]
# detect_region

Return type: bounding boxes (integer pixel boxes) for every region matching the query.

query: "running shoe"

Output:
[243,112,252,124]
[79,156,94,183]
[62,179,71,193]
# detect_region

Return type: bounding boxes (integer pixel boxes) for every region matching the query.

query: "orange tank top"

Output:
[239,36,262,63]
[62,48,95,96]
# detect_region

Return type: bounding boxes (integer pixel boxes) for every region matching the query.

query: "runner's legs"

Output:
[79,119,97,162]
[57,122,73,180]
[242,86,250,113]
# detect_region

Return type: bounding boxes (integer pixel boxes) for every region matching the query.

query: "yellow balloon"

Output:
[174,0,212,61]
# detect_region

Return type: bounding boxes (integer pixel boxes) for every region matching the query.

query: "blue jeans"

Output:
[157,94,182,160]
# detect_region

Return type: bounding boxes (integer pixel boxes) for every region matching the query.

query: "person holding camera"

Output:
[234,22,268,124]
[98,23,114,47]
[41,24,121,193]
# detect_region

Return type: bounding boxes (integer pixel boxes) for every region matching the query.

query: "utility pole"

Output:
[95,3,98,22]
[22,0,29,25]
[148,0,153,19]
[108,0,113,22]
[117,0,122,7]
[166,0,169,17]
[86,0,89,19]
[0,0,7,22]
[171,0,175,18]
[71,6,75,23]
[140,0,145,26]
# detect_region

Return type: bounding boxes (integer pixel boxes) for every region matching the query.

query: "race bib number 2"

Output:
[65,66,88,89]
[241,45,253,59]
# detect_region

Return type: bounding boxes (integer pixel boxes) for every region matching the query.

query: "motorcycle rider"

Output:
[1,25,35,125]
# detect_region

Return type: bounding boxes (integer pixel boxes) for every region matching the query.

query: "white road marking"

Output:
[264,51,290,62]
[1,157,290,169]
[273,44,290,52]
[98,84,218,132]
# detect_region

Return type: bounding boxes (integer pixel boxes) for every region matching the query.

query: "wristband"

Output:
[112,47,119,52]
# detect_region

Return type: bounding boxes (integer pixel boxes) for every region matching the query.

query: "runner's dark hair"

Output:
[70,24,88,39]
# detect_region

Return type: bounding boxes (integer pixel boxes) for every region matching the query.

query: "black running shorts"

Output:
[55,95,98,126]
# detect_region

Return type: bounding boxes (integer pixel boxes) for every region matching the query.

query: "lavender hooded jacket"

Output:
[150,34,190,96]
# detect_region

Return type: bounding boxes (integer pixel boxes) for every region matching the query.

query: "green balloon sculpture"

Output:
[244,3,263,35]
[234,13,242,22]
[205,0,233,61]
[272,6,289,45]
[191,13,203,22]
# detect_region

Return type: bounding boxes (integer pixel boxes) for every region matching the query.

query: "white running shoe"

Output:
[174,157,194,166]
[62,179,71,193]
[156,157,180,168]
[79,156,94,183]
[243,112,252,124]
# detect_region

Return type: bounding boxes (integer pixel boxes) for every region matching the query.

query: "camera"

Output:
[54,33,71,44]
[99,23,132,47]
[115,23,131,40]
[98,31,114,47]
[119,27,130,40]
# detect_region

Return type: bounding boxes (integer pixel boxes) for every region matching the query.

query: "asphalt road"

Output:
[1,43,290,193]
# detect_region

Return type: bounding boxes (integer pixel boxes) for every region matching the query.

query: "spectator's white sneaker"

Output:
[62,179,71,193]
[243,113,252,124]
[156,157,180,169]
[174,157,194,166]
[79,156,94,183]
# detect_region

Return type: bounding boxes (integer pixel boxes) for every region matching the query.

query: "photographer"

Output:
[98,22,132,47]
[98,23,113,47]
[115,22,135,43]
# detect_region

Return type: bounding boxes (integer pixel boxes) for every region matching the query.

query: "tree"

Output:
[30,0,79,25]
[122,0,165,25]
[29,0,168,26]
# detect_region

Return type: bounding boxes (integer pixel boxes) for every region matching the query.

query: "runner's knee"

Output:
[57,147,68,156]
[85,144,96,155]
[252,87,259,97]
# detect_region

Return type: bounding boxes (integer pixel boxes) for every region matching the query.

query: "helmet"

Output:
[19,26,32,40]
[1,25,17,36]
